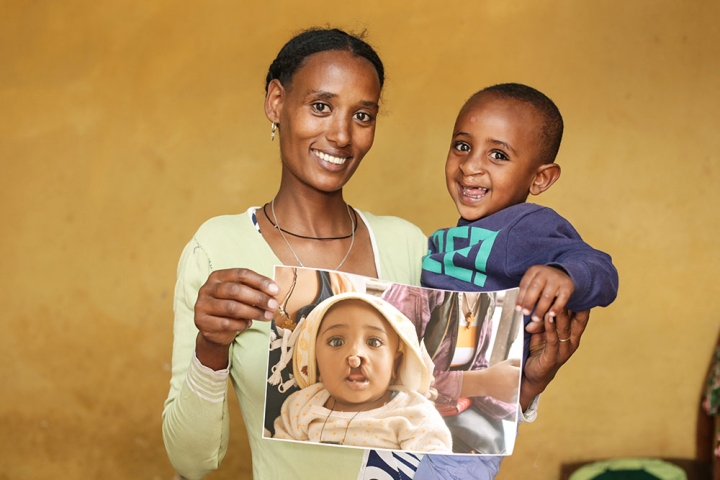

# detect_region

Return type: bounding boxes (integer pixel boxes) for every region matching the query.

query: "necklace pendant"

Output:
[278,316,297,330]
[465,311,475,327]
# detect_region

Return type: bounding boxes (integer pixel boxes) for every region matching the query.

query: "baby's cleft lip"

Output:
[312,149,350,165]
[346,368,367,383]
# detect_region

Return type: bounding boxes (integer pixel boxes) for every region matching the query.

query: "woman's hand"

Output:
[194,268,279,370]
[519,308,590,410]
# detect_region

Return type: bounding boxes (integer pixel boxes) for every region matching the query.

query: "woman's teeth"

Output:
[314,150,347,165]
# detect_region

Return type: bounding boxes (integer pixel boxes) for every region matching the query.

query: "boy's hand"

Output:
[515,265,574,322]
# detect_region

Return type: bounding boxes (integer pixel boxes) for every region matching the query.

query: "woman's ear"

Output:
[529,163,561,196]
[265,78,285,124]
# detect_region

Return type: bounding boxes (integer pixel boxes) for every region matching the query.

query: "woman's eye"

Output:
[312,103,330,113]
[367,338,383,348]
[328,337,344,348]
[354,111,373,123]
[453,142,471,153]
[490,151,509,161]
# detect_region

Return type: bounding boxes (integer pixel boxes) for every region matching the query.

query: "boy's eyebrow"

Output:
[490,138,517,154]
[454,132,517,155]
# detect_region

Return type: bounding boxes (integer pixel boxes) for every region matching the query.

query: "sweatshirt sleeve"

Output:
[161,238,231,480]
[504,207,619,312]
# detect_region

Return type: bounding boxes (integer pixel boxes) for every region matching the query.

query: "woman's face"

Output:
[268,50,381,194]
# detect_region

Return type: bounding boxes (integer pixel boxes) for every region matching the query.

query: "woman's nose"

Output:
[327,115,351,147]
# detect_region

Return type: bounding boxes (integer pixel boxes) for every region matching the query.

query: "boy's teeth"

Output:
[315,150,347,165]
[463,186,488,198]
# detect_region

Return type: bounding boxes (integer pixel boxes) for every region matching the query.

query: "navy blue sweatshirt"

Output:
[421,203,618,311]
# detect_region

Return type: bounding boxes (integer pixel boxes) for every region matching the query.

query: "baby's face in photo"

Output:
[315,299,401,412]
[445,94,546,221]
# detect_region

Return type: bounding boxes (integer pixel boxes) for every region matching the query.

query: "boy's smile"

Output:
[445,94,549,221]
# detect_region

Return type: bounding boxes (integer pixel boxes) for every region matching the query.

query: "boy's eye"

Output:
[490,151,509,161]
[312,102,330,114]
[453,141,471,153]
[367,337,383,348]
[327,337,344,347]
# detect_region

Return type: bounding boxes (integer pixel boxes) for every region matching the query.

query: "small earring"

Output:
[271,122,277,141]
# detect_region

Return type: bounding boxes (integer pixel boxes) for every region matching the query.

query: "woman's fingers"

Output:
[551,309,572,347]
[195,268,279,347]
[569,309,590,346]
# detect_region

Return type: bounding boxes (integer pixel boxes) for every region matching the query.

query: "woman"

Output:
[162,27,589,480]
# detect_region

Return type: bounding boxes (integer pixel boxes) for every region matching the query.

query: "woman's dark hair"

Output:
[265,27,385,93]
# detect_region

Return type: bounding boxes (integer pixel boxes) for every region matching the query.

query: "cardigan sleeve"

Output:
[161,238,231,480]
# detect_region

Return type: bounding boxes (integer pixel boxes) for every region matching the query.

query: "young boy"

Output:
[270,292,453,453]
[415,83,618,477]
[421,82,618,327]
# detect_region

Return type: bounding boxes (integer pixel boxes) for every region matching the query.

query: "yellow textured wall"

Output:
[2,1,719,478]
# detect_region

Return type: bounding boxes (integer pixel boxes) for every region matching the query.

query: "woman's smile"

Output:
[312,148,350,166]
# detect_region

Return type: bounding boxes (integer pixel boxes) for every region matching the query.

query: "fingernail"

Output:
[267,282,279,294]
[264,310,274,319]
[531,315,540,322]
[548,317,555,323]
[522,309,531,316]
[515,305,522,312]
[267,298,278,309]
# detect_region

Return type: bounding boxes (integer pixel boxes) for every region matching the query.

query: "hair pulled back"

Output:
[265,27,385,93]
[470,83,564,164]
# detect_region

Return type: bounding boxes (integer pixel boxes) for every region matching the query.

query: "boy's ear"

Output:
[529,163,561,196]
[392,352,403,380]
[264,78,285,124]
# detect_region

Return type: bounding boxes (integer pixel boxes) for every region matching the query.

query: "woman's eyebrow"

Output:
[307,90,379,109]
[309,90,337,100]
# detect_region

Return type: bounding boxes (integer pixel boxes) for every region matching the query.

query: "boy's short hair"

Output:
[468,83,564,165]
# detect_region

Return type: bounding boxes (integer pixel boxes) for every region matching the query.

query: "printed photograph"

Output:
[262,266,524,455]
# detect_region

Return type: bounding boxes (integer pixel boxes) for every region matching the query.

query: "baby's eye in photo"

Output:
[328,337,344,348]
[366,337,383,348]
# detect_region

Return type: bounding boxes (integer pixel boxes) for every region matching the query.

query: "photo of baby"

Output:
[271,291,453,452]
[262,266,523,456]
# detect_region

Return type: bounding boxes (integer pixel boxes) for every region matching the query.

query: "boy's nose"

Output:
[460,156,486,176]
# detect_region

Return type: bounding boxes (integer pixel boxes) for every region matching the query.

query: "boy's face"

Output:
[315,299,401,412]
[445,94,547,221]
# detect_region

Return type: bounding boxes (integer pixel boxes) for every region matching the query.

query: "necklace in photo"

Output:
[463,292,480,328]
[318,396,386,446]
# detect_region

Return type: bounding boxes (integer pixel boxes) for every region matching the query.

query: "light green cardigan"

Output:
[162,208,427,479]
